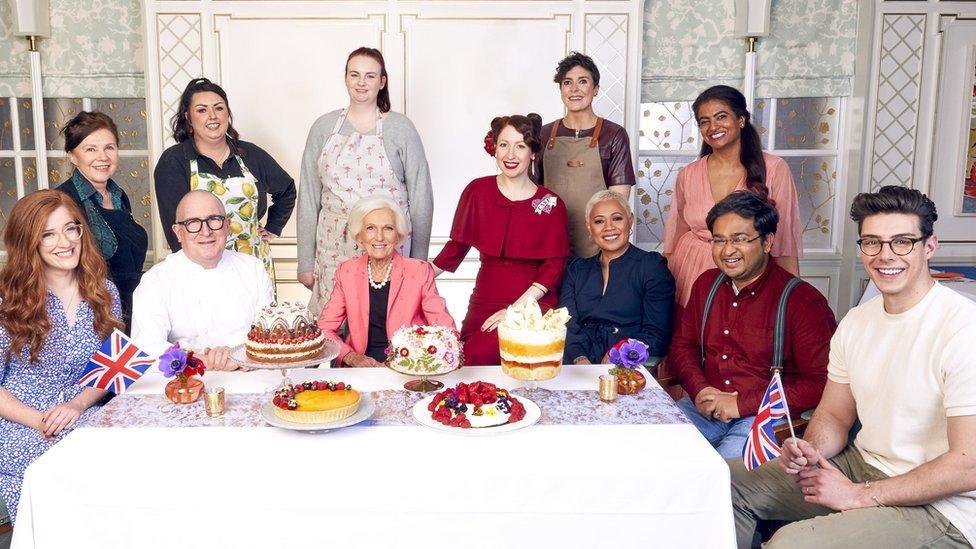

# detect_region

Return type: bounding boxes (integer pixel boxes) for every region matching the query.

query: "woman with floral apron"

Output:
[154,77,297,285]
[308,108,411,314]
[298,47,433,317]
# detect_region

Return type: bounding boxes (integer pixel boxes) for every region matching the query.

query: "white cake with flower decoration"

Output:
[386,325,462,375]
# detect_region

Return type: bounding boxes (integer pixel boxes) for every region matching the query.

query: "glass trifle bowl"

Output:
[498,300,570,386]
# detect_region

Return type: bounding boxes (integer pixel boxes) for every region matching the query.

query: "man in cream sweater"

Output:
[731,186,976,547]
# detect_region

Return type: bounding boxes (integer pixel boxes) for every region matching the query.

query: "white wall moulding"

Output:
[144,0,642,308]
[401,13,570,236]
[585,13,629,126]
[929,17,976,244]
[154,13,203,151]
[213,13,387,243]
[869,13,924,190]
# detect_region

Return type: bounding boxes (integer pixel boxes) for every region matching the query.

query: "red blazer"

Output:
[317,253,457,363]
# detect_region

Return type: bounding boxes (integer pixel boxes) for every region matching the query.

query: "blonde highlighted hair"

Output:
[584,190,632,220]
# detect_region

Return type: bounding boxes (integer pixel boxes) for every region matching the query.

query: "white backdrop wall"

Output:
[144,0,644,319]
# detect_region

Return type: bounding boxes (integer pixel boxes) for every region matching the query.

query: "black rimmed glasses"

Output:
[176,215,226,233]
[856,236,926,256]
[710,234,762,247]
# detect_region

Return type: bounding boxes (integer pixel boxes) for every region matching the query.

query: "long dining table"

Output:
[11,364,735,549]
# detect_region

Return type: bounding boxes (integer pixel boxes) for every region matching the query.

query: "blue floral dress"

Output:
[0,283,120,524]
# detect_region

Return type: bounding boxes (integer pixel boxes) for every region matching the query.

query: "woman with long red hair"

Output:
[0,190,122,525]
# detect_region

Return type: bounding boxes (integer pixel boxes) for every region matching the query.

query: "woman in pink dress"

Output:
[664,85,802,310]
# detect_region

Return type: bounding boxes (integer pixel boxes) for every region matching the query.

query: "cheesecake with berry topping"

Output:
[245,302,326,363]
[428,381,526,429]
[272,381,360,424]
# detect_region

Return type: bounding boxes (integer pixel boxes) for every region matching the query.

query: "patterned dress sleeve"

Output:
[107,280,122,321]
[766,154,803,258]
[0,327,10,383]
[296,113,333,274]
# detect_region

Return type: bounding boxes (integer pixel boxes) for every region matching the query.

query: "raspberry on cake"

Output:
[387,325,462,375]
[271,380,360,424]
[246,302,326,363]
[497,300,570,381]
[427,381,526,429]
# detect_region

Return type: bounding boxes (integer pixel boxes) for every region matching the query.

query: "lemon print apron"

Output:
[190,156,276,282]
[308,109,411,315]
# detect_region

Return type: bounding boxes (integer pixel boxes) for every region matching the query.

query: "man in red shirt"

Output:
[670,191,836,458]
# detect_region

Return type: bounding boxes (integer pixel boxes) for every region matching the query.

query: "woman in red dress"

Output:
[433,114,570,365]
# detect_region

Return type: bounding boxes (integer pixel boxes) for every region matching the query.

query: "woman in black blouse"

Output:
[559,190,675,364]
[56,111,148,330]
[153,78,295,280]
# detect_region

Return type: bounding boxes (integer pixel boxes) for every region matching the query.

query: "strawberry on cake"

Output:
[428,381,526,428]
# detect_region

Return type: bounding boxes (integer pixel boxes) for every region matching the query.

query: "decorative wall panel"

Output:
[585,14,628,125]
[156,14,203,149]
[870,14,924,190]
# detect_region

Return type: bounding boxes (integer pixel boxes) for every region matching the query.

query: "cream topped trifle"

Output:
[497,300,570,381]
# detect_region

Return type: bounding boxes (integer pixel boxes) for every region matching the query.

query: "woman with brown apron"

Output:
[536,52,637,258]
[56,111,148,330]
[297,47,433,316]
[154,78,296,283]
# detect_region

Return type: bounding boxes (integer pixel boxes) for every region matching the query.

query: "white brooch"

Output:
[532,195,558,215]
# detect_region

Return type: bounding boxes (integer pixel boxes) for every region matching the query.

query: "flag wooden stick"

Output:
[774,370,798,441]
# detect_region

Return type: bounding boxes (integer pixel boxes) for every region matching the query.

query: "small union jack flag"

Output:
[742,372,791,471]
[77,329,155,395]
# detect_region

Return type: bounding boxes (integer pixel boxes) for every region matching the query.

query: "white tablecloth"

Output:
[12,366,735,549]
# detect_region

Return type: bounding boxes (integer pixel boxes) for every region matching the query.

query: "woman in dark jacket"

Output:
[56,111,148,330]
[559,190,675,364]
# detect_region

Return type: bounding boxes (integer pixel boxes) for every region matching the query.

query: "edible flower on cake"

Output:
[386,325,462,375]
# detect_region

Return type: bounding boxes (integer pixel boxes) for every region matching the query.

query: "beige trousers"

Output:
[729,445,970,549]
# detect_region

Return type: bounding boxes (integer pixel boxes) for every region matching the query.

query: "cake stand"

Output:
[385,360,459,392]
[230,339,341,389]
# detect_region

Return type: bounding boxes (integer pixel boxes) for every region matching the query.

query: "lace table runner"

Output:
[89,385,689,429]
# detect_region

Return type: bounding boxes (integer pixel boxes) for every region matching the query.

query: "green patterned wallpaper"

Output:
[0,0,143,98]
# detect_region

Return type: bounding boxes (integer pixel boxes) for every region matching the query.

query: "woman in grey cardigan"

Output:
[297,47,433,315]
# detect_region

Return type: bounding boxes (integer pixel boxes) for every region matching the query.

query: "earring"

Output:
[740,123,745,128]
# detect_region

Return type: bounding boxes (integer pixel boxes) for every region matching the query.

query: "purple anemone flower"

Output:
[609,339,649,369]
[158,344,188,378]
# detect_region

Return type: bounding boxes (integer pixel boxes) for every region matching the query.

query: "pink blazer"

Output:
[317,253,457,363]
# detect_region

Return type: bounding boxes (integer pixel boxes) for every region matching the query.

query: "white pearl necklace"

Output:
[368,259,393,289]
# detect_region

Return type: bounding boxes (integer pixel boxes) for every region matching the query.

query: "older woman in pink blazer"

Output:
[317,196,456,367]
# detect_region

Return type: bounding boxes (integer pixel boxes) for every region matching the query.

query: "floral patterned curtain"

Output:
[641,0,859,102]
[756,0,858,98]
[0,0,144,98]
[640,0,743,102]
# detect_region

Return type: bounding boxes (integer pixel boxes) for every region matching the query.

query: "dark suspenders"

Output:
[699,272,802,374]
